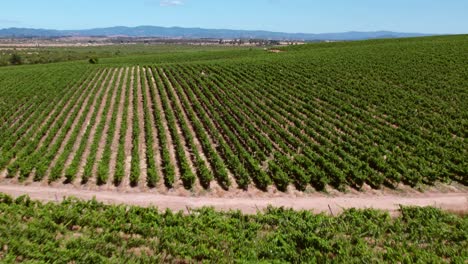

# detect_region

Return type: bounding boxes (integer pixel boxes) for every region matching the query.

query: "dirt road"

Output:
[0,184,466,215]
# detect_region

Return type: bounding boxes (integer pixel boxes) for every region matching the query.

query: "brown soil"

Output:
[141,67,162,188]
[206,74,286,155]
[45,70,108,181]
[6,72,64,133]
[63,70,109,178]
[373,115,399,129]
[7,102,35,130]
[26,71,105,184]
[88,68,124,186]
[121,67,135,189]
[17,86,74,150]
[0,183,465,215]
[1,71,104,182]
[161,70,214,183]
[159,70,199,190]
[147,68,181,190]
[162,69,238,192]
[107,67,129,188]
[135,66,148,189]
[190,96,243,191]
[35,75,94,151]
[76,69,118,183]
[229,76,339,151]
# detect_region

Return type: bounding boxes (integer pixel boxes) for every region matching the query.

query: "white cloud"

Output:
[160,0,184,7]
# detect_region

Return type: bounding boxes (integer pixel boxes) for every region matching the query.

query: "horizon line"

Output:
[0,25,444,36]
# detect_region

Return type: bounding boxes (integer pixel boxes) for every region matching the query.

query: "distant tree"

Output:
[88,57,99,64]
[9,53,22,65]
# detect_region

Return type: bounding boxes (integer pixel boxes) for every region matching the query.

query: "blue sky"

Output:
[1,0,467,34]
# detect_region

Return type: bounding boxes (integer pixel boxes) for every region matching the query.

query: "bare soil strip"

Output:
[6,69,91,132]
[158,70,198,188]
[76,69,118,182]
[0,74,95,180]
[144,69,166,190]
[45,70,108,180]
[136,66,148,188]
[89,68,124,185]
[168,69,239,190]
[10,71,98,152]
[63,70,109,176]
[147,68,181,189]
[35,74,98,151]
[107,67,129,188]
[7,102,37,130]
[221,70,323,150]
[161,70,213,174]
[0,184,465,215]
[161,70,221,192]
[5,72,61,132]
[121,67,135,189]
[141,67,162,188]
[209,76,285,155]
[18,71,104,183]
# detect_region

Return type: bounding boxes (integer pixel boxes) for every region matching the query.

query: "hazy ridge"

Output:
[0,26,430,40]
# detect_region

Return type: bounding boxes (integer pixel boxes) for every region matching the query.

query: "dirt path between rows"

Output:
[76,69,118,182]
[89,68,123,185]
[161,69,214,193]
[148,68,181,187]
[158,69,199,189]
[0,184,465,215]
[107,67,129,188]
[45,70,106,180]
[167,69,240,191]
[5,71,63,133]
[141,67,162,189]
[62,70,109,181]
[144,68,164,190]
[121,67,135,189]
[135,66,148,188]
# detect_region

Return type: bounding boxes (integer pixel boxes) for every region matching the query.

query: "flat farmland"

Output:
[0,35,467,263]
[0,36,467,197]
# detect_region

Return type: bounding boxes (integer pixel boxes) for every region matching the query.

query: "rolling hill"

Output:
[0,26,430,40]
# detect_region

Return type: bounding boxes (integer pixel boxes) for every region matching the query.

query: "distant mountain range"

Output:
[0,26,431,41]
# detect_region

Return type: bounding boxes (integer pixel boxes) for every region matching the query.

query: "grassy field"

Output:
[0,35,467,193]
[0,44,256,66]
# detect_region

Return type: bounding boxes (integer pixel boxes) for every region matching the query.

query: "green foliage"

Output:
[0,44,257,67]
[0,35,466,191]
[9,53,22,65]
[88,57,99,64]
[0,194,466,262]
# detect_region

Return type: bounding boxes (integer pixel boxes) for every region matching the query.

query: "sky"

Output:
[0,0,467,34]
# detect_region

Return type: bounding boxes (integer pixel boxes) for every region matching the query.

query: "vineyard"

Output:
[0,35,467,193]
[0,194,467,262]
